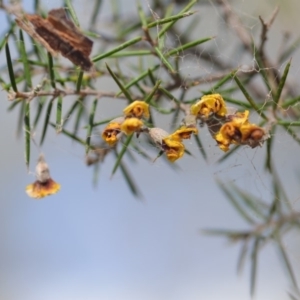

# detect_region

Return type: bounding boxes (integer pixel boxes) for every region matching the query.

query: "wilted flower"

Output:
[123,100,150,119]
[121,117,144,135]
[101,117,124,146]
[190,93,227,119]
[239,123,267,148]
[26,155,60,199]
[215,110,267,152]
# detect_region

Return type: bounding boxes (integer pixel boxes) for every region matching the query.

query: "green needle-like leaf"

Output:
[275,233,299,291]
[237,240,249,274]
[116,65,160,96]
[281,95,300,109]
[148,10,196,29]
[90,0,103,29]
[265,126,275,172]
[159,86,180,104]
[234,74,268,120]
[64,0,80,26]
[19,30,32,88]
[217,181,256,224]
[93,36,143,62]
[273,59,291,110]
[145,80,161,103]
[223,97,252,109]
[106,63,134,103]
[73,101,85,137]
[217,145,240,164]
[76,70,84,93]
[33,96,47,128]
[56,96,63,132]
[109,50,152,58]
[86,99,98,153]
[157,0,197,39]
[250,238,260,297]
[40,98,54,146]
[24,102,31,169]
[284,125,300,146]
[167,37,214,56]
[50,123,93,148]
[111,134,133,176]
[155,47,175,73]
[194,134,207,161]
[204,70,236,94]
[5,38,18,93]
[119,158,143,199]
[48,52,56,89]
[137,0,147,28]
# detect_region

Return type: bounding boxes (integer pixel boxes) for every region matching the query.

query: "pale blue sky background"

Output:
[1,1,300,299]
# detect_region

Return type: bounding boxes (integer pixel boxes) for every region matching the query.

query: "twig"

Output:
[7,87,127,101]
[258,7,279,57]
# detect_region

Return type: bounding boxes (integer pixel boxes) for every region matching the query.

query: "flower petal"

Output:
[190,94,227,119]
[121,118,144,135]
[170,126,198,141]
[123,100,150,119]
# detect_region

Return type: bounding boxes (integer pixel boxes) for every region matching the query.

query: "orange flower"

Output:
[121,117,144,135]
[190,93,227,119]
[123,100,150,119]
[26,155,60,199]
[101,117,124,146]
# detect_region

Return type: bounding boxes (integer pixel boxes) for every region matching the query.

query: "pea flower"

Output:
[101,117,124,146]
[162,136,185,162]
[26,155,61,199]
[121,117,144,135]
[148,128,185,163]
[190,93,227,119]
[123,100,150,119]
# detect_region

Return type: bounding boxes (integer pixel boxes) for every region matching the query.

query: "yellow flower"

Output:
[190,93,227,119]
[170,126,198,141]
[162,136,185,162]
[26,155,60,199]
[121,117,144,135]
[102,118,124,146]
[123,100,150,119]
[148,128,186,162]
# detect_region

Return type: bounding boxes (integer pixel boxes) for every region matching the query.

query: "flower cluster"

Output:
[190,94,269,152]
[101,94,269,162]
[101,100,149,146]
